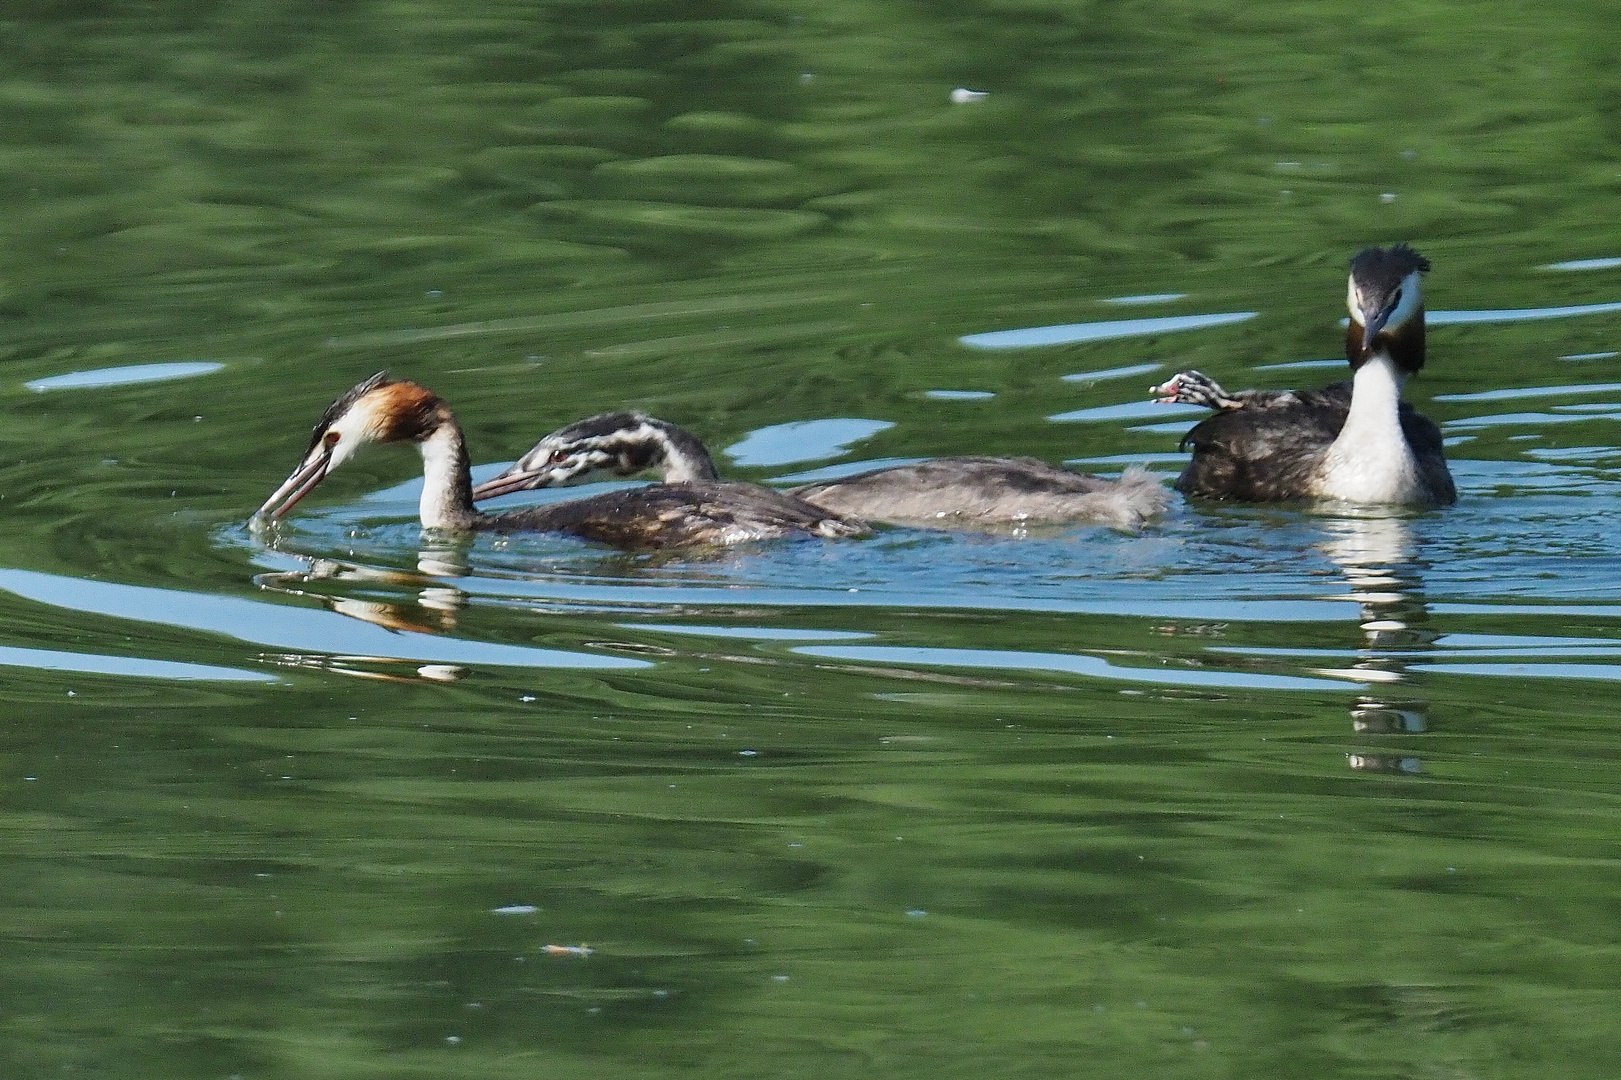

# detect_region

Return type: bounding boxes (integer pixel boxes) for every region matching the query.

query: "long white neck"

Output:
[418,423,478,530]
[1315,354,1422,504]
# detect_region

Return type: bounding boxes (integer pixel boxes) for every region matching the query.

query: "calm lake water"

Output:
[4,3,1621,1077]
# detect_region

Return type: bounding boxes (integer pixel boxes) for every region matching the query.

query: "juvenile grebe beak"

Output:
[255,433,338,519]
[472,443,603,499]
[469,464,550,501]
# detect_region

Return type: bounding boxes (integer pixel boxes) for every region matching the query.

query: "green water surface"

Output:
[3,3,1621,1077]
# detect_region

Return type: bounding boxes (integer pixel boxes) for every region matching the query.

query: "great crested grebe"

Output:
[253,373,867,548]
[471,412,1170,530]
[1150,244,1455,505]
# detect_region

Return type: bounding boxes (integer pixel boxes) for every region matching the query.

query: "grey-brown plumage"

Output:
[472,413,1171,531]
[481,482,866,546]
[1150,243,1455,506]
[254,375,866,549]
[789,457,1169,530]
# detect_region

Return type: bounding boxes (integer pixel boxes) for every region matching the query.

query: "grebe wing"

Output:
[488,482,867,548]
[791,456,1169,528]
[1176,384,1350,501]
[1397,405,1457,504]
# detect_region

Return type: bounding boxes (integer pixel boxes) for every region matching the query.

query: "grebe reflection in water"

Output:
[1317,513,1435,772]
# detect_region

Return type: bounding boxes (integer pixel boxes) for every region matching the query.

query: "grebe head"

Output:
[1346,243,1430,373]
[471,412,719,501]
[255,371,450,519]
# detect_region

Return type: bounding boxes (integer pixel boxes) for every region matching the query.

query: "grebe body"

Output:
[788,456,1167,529]
[471,413,1170,530]
[254,375,866,548]
[1152,244,1455,506]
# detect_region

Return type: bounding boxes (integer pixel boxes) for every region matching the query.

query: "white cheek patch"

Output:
[1384,270,1423,330]
[517,440,567,471]
[323,395,390,469]
[1347,276,1362,322]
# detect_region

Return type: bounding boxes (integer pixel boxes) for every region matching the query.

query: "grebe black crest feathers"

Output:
[1151,244,1455,506]
[254,374,866,548]
[472,413,1171,531]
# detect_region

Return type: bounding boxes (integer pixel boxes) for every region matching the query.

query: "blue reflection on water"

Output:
[1049,401,1207,423]
[0,569,649,671]
[1444,410,1621,430]
[0,644,273,682]
[1428,301,1621,324]
[1435,382,1621,402]
[1253,358,1344,372]
[619,623,873,642]
[725,419,895,466]
[26,361,224,391]
[794,644,1356,691]
[1543,257,1621,271]
[1103,293,1186,305]
[960,311,1256,349]
[458,574,1360,623]
[1421,662,1621,680]
[1062,362,1164,383]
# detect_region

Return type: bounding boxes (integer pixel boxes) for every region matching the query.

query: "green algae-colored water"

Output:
[5,3,1621,1077]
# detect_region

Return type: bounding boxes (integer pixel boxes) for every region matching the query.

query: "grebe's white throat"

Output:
[1313,354,1422,504]
[419,423,471,530]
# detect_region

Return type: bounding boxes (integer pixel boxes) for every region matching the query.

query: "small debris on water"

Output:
[951,88,989,103]
[543,944,594,957]
[491,905,537,915]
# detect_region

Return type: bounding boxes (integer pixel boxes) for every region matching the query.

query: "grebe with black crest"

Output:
[1151,244,1455,506]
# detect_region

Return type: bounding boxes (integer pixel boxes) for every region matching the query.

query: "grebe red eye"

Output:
[549,449,570,464]
[324,430,340,446]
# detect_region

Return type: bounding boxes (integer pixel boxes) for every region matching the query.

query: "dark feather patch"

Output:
[1177,384,1352,501]
[1347,244,1430,372]
[535,413,721,480]
[483,482,864,547]
[551,411,654,442]
[1350,243,1430,286]
[306,370,392,454]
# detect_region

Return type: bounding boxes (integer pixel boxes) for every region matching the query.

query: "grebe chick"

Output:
[254,374,867,548]
[1151,243,1455,506]
[471,413,1170,530]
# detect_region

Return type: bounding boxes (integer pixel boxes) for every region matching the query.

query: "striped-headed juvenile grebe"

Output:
[1150,244,1455,505]
[471,412,1170,530]
[253,374,867,548]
